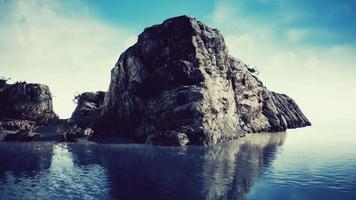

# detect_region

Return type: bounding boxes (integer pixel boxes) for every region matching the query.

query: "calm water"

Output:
[0,120,355,200]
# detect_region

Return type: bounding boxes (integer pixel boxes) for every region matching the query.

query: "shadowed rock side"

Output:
[96,15,310,145]
[0,79,58,139]
[60,91,106,141]
[0,80,57,124]
[71,91,106,127]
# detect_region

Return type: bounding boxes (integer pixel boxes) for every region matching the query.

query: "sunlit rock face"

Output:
[99,15,311,145]
[0,80,58,131]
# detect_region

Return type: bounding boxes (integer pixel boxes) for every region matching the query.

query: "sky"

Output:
[0,0,355,122]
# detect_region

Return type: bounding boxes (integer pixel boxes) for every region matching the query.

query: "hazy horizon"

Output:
[1,0,355,122]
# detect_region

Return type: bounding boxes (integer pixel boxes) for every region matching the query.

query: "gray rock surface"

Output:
[0,79,58,141]
[0,80,58,125]
[95,16,311,145]
[3,130,41,142]
[0,119,35,132]
[71,91,105,127]
[60,123,95,142]
[60,91,105,141]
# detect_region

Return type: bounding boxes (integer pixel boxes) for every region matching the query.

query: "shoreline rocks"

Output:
[3,130,41,142]
[0,119,36,132]
[71,91,105,127]
[59,91,105,142]
[0,81,58,125]
[0,79,58,141]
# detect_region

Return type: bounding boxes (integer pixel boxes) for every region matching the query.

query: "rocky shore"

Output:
[0,16,311,145]
[0,79,59,141]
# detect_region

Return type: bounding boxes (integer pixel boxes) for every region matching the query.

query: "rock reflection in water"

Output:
[0,143,110,199]
[0,142,54,180]
[0,133,285,199]
[201,133,285,200]
[68,132,286,200]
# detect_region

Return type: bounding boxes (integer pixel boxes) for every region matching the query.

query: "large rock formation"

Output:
[95,16,310,145]
[0,79,58,133]
[71,91,106,127]
[59,91,105,142]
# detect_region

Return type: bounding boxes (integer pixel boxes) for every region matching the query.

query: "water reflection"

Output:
[0,133,286,200]
[201,134,285,200]
[69,133,286,200]
[0,143,110,199]
[0,142,54,180]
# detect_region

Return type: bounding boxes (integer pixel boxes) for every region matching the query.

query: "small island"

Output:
[0,16,311,146]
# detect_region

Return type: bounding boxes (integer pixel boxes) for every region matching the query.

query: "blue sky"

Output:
[0,0,355,120]
[79,0,356,46]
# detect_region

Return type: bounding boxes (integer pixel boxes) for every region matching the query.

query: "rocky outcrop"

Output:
[262,91,311,131]
[60,91,105,141]
[71,91,105,127]
[0,119,35,132]
[0,79,58,141]
[60,122,94,142]
[96,15,311,145]
[0,80,58,125]
[3,130,41,142]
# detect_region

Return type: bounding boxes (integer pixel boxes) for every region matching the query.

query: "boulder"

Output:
[93,16,310,145]
[146,131,190,146]
[61,123,81,142]
[82,128,94,137]
[60,123,95,142]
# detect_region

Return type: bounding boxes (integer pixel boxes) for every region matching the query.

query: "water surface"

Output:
[0,120,355,200]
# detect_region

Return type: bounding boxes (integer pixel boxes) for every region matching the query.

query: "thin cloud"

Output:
[0,0,135,118]
[212,0,356,121]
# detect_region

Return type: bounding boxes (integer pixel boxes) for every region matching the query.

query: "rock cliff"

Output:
[60,91,105,141]
[0,79,58,132]
[97,15,311,145]
[71,91,106,127]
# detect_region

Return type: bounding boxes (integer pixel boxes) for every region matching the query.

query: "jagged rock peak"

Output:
[97,16,311,145]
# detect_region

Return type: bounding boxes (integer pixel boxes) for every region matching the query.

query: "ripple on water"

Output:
[0,126,356,200]
[0,144,111,200]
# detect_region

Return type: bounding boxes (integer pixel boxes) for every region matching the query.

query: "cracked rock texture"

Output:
[0,80,58,129]
[59,91,105,141]
[71,91,106,127]
[97,15,311,145]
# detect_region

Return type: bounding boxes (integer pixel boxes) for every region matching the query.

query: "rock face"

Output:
[60,91,105,141]
[0,80,58,125]
[71,91,105,127]
[0,79,58,137]
[97,15,311,145]
[3,130,41,142]
[0,119,35,132]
